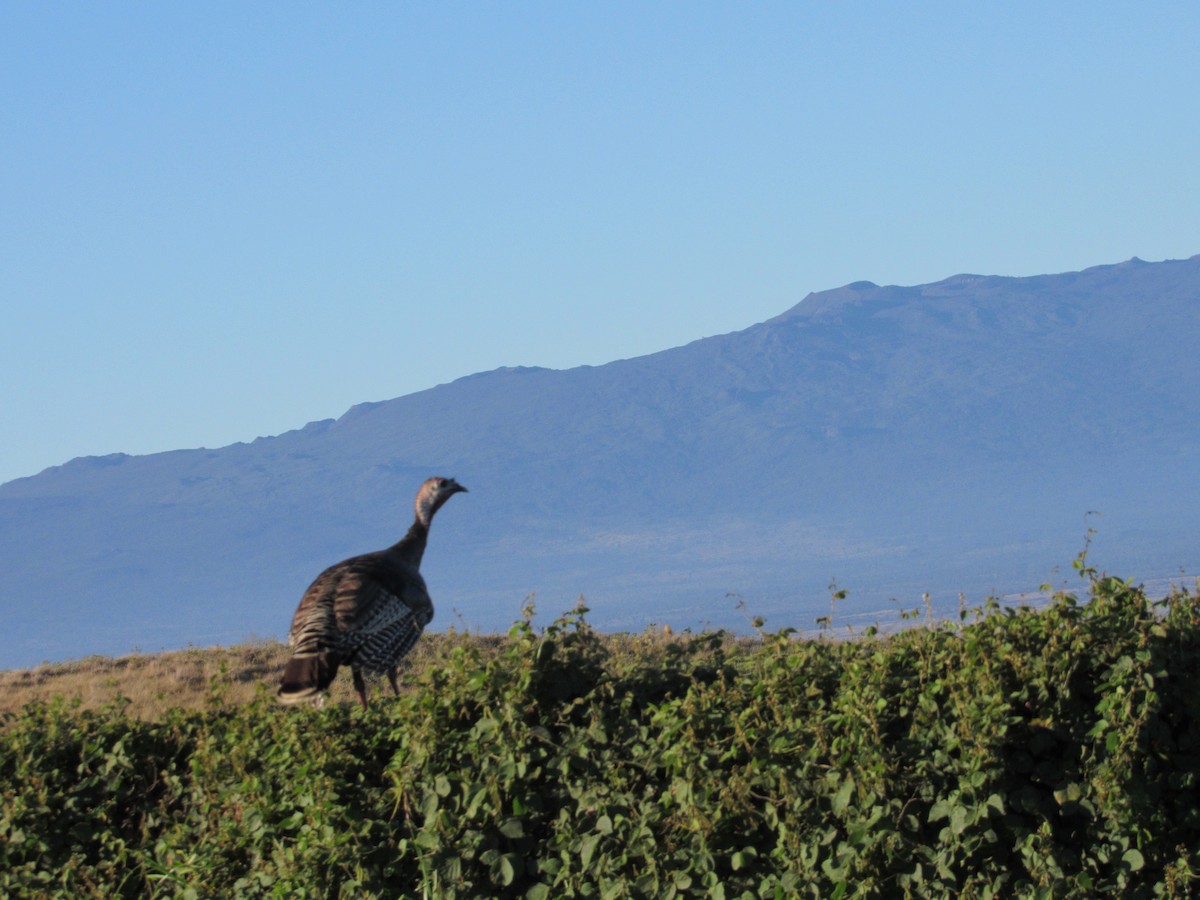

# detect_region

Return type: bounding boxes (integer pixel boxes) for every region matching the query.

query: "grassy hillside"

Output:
[0,631,511,719]
[3,565,1200,897]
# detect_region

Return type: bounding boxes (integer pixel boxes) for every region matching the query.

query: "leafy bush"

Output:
[2,570,1199,897]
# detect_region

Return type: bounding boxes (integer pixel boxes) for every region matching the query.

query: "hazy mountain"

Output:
[3,255,1199,667]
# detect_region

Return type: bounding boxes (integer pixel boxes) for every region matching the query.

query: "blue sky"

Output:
[2,3,1198,485]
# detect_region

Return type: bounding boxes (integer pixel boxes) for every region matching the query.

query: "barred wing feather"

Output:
[335,577,431,672]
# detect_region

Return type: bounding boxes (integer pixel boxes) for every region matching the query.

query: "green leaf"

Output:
[949,805,968,835]
[1122,848,1145,871]
[731,846,757,871]
[500,817,525,839]
[466,786,488,818]
[498,853,517,885]
[1053,783,1082,805]
[581,834,600,869]
[831,778,854,816]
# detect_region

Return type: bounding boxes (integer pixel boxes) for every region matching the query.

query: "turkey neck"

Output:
[390,516,430,568]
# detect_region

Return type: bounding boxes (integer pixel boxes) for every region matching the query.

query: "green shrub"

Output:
[2,569,1199,897]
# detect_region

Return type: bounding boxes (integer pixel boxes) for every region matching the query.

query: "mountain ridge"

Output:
[3,254,1199,667]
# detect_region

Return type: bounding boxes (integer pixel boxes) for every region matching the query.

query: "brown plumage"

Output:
[278,476,467,709]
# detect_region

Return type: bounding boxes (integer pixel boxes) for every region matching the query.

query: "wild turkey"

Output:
[278,476,467,708]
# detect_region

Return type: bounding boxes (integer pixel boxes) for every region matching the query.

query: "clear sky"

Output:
[2,3,1198,486]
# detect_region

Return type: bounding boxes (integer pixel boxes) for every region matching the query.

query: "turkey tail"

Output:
[278,653,339,704]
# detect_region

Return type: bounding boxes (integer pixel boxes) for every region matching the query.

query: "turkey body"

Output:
[278,476,467,708]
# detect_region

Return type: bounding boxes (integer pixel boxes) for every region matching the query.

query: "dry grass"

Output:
[0,641,287,719]
[0,631,504,720]
[0,623,711,721]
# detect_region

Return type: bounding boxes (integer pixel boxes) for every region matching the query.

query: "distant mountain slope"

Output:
[3,255,1199,667]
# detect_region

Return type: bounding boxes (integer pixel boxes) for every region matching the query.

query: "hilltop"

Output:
[0,631,515,719]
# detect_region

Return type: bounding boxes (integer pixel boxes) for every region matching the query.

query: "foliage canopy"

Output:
[3,569,1200,897]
